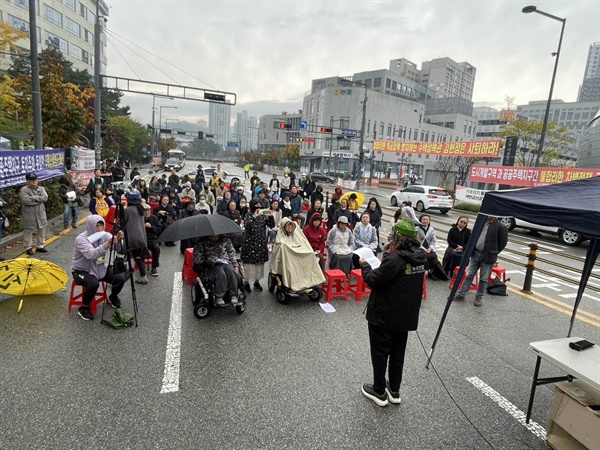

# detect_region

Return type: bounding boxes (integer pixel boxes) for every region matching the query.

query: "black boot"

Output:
[254,281,263,292]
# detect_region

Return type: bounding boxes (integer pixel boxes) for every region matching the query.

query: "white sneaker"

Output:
[136,275,149,284]
[215,298,225,306]
[230,296,238,305]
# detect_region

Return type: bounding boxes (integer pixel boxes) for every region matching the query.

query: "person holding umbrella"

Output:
[71,215,127,321]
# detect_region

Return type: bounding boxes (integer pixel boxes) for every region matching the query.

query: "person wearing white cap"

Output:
[179,181,196,203]
[20,172,48,255]
[325,215,356,275]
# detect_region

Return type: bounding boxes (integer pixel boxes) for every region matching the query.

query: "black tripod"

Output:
[101,197,139,327]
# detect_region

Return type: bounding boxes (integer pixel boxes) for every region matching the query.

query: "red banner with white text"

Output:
[372,139,501,157]
[468,165,600,187]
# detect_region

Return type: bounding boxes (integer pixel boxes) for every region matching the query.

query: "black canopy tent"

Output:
[427,176,600,366]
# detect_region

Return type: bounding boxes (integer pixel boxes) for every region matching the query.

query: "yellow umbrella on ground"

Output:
[0,258,68,312]
[340,191,365,211]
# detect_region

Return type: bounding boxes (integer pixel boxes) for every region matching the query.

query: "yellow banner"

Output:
[372,139,501,157]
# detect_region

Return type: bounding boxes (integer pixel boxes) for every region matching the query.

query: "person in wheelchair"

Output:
[192,234,240,306]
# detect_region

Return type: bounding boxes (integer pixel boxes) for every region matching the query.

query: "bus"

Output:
[164,149,186,171]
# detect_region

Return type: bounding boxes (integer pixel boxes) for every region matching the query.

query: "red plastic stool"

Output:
[68,280,108,314]
[301,200,310,212]
[149,201,159,212]
[348,269,370,302]
[134,255,153,271]
[322,269,348,302]
[449,266,478,291]
[489,265,506,282]
[422,273,427,300]
[182,248,198,285]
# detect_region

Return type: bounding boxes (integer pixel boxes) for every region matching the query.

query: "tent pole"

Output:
[567,238,600,337]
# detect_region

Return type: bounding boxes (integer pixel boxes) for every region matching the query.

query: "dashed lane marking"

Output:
[466,376,546,440]
[160,272,183,394]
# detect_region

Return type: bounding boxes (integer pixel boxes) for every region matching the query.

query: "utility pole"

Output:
[28,0,42,149]
[356,83,368,190]
[93,0,103,167]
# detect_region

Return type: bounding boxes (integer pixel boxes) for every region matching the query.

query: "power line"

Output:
[105,34,141,80]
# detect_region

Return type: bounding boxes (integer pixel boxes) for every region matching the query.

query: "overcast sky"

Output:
[103,0,600,128]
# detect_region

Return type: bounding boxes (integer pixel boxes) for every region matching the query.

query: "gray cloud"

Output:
[106,0,599,124]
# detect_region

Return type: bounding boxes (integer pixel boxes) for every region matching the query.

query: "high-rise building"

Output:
[577,42,600,102]
[420,57,476,101]
[208,102,231,150]
[0,0,109,74]
[235,110,257,151]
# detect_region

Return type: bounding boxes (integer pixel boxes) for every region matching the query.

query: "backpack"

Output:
[486,276,509,296]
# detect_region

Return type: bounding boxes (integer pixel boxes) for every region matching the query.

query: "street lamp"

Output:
[159,106,178,129]
[522,5,566,167]
[339,78,368,189]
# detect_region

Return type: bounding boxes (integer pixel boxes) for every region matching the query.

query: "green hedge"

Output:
[0,178,64,235]
[453,202,481,213]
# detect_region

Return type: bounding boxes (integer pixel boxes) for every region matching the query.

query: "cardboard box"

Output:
[546,381,600,450]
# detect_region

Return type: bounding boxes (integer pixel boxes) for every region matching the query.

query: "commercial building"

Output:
[517,99,600,136]
[420,57,476,102]
[577,42,600,102]
[473,107,529,138]
[208,102,231,150]
[0,0,109,74]
[300,58,477,182]
[257,114,302,154]
[577,109,600,168]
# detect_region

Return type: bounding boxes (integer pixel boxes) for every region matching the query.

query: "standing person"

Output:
[244,163,250,179]
[124,190,149,284]
[71,215,127,320]
[85,169,105,196]
[364,197,383,252]
[59,174,81,229]
[288,169,296,187]
[454,216,508,307]
[269,173,280,196]
[417,214,448,281]
[250,171,260,188]
[304,173,316,199]
[214,164,225,181]
[241,198,274,292]
[267,199,282,250]
[20,173,49,255]
[442,216,471,276]
[224,200,244,251]
[195,165,205,187]
[143,203,161,276]
[154,194,176,246]
[168,169,180,190]
[359,219,427,407]
[280,171,291,193]
[111,162,125,183]
[129,167,140,181]
[178,201,199,254]
[310,185,324,206]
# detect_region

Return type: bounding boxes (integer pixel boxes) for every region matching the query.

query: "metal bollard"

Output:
[521,242,538,294]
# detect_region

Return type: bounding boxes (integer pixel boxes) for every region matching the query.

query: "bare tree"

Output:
[433,157,456,190]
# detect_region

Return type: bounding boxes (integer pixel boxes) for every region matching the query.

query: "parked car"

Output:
[310,171,334,184]
[390,185,453,214]
[498,217,588,246]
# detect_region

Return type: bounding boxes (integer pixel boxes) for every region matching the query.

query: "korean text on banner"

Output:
[0,149,64,188]
[469,165,600,188]
[372,139,501,157]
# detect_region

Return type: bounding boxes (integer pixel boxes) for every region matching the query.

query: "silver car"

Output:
[390,185,453,214]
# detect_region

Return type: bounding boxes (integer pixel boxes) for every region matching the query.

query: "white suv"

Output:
[390,185,453,214]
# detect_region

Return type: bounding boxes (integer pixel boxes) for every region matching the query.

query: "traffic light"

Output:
[198,131,204,139]
[277,122,292,129]
[147,142,151,148]
[320,127,333,133]
[100,117,108,138]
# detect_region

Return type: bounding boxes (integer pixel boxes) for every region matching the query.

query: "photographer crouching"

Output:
[71,215,128,321]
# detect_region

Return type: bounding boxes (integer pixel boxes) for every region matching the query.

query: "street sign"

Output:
[340,129,357,137]
[299,120,307,130]
[227,141,239,148]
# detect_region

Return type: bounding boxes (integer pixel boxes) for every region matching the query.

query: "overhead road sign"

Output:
[340,129,358,137]
[227,142,239,148]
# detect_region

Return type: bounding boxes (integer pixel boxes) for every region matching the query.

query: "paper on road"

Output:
[353,247,381,269]
[319,302,336,313]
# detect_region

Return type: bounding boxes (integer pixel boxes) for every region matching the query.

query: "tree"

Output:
[433,156,456,190]
[102,89,130,117]
[281,144,300,166]
[493,119,571,167]
[101,115,150,162]
[0,22,27,53]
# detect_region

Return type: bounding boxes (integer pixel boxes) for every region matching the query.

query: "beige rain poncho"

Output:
[271,218,326,292]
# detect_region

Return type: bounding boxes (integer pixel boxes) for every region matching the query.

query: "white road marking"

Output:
[531,283,562,291]
[160,272,183,394]
[466,376,546,440]
[559,292,600,303]
[549,269,600,288]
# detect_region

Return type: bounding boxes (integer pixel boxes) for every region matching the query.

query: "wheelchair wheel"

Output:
[276,288,289,305]
[235,302,246,315]
[193,303,210,319]
[191,280,202,306]
[268,274,276,293]
[308,286,323,302]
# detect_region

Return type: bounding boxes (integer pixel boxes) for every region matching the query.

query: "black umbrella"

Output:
[157,214,243,243]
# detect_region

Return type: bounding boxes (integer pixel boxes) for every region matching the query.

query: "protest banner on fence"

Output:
[0,149,64,188]
[468,165,600,187]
